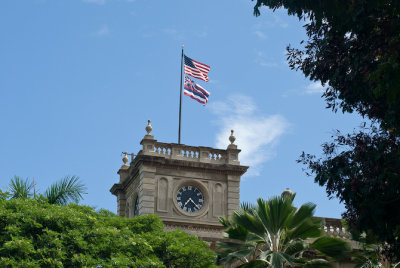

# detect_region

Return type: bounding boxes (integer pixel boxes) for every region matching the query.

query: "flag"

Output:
[184,76,210,105]
[184,55,210,82]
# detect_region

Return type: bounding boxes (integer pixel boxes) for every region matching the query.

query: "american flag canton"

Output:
[184,55,210,82]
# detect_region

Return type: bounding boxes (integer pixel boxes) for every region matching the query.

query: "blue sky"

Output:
[0,0,363,217]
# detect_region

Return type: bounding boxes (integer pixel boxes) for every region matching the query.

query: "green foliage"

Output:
[44,175,86,205]
[251,0,400,260]
[146,230,218,268]
[4,175,87,205]
[218,194,350,267]
[298,126,400,260]
[252,0,400,133]
[0,190,9,200]
[8,175,33,199]
[0,198,217,267]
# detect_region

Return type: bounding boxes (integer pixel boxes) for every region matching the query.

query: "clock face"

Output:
[176,185,204,213]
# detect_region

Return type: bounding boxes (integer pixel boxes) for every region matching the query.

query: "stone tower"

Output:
[110,121,248,241]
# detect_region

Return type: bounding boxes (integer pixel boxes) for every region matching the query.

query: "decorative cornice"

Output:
[163,220,225,233]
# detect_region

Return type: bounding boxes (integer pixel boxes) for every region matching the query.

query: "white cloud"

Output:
[92,25,110,37]
[254,30,267,39]
[305,82,324,94]
[83,0,105,4]
[209,95,289,176]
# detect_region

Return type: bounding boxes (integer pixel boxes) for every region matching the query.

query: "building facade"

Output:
[110,120,248,241]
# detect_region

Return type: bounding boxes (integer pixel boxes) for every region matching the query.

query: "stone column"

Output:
[117,192,126,217]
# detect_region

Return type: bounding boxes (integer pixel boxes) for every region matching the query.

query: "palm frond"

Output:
[310,236,351,260]
[264,196,295,234]
[286,202,316,229]
[284,240,306,256]
[232,209,266,238]
[241,201,256,212]
[44,175,86,205]
[8,175,33,199]
[286,219,323,240]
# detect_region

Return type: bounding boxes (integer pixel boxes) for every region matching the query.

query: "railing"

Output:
[154,142,172,156]
[147,141,232,164]
[315,217,347,238]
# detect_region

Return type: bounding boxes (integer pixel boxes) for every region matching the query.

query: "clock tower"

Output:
[110,121,248,241]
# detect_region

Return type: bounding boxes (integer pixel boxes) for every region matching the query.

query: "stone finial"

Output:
[281,188,294,198]
[229,130,236,144]
[122,152,129,166]
[145,120,152,135]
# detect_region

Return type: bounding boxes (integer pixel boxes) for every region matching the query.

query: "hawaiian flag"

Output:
[184,55,210,82]
[184,76,210,105]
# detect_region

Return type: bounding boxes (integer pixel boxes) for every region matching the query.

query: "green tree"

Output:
[8,175,33,199]
[217,194,350,267]
[0,198,217,267]
[44,175,86,205]
[253,0,400,132]
[5,175,86,205]
[250,0,400,259]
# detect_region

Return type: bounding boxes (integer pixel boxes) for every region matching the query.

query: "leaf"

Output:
[44,176,87,205]
[310,236,351,260]
[286,219,323,240]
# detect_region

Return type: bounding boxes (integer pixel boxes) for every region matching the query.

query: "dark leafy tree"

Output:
[253,0,400,133]
[251,0,400,260]
[298,126,400,261]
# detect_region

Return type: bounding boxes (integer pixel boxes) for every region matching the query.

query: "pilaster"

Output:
[226,175,240,218]
[138,164,156,215]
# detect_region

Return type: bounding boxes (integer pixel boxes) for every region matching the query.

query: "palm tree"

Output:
[44,175,86,205]
[5,175,86,205]
[8,175,33,199]
[218,194,350,267]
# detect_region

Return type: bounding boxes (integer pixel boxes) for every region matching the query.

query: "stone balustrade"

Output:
[136,120,241,165]
[315,217,348,238]
[140,140,238,165]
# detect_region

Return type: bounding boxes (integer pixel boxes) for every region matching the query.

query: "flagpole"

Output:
[178,45,184,144]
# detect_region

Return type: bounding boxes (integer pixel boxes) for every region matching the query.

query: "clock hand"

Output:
[189,199,200,209]
[184,199,190,206]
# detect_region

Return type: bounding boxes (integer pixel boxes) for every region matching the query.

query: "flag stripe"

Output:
[184,76,210,105]
[184,67,209,81]
[192,82,209,97]
[184,90,207,105]
[184,55,210,82]
[191,59,210,71]
[184,80,208,100]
